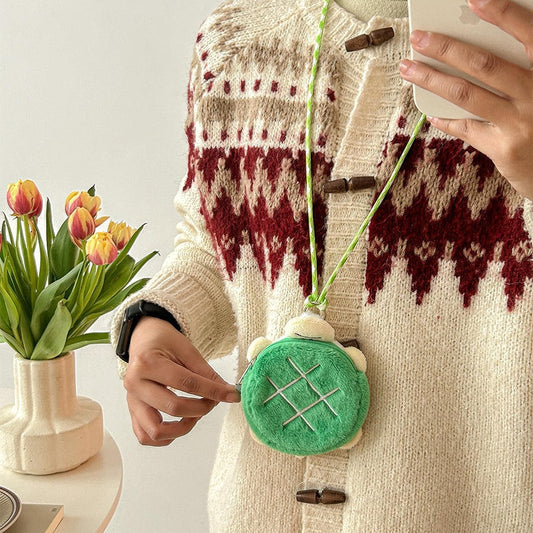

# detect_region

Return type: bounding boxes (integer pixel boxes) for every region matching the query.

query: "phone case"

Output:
[408,0,533,120]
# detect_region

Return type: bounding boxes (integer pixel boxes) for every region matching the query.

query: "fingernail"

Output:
[399,59,414,75]
[469,0,490,7]
[226,390,241,403]
[410,30,430,49]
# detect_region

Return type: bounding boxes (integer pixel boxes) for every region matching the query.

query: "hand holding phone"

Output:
[400,0,533,203]
[407,0,533,119]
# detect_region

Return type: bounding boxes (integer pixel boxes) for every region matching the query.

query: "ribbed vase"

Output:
[0,352,103,475]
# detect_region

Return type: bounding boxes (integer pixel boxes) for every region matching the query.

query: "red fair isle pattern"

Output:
[184,144,331,296]
[366,115,533,311]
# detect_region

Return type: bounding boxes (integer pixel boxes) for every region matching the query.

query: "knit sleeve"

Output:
[110,52,238,378]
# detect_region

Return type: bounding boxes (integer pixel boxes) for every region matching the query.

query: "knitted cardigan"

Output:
[111,1,533,531]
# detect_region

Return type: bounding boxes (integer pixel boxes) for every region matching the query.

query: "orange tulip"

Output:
[86,232,118,265]
[108,221,135,251]
[7,180,43,217]
[68,207,96,244]
[65,191,101,217]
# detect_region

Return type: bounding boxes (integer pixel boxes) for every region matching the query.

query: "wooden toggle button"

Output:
[345,27,395,52]
[341,338,360,349]
[324,176,375,194]
[296,488,346,505]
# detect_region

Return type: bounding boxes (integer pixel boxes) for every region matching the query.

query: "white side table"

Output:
[0,388,123,533]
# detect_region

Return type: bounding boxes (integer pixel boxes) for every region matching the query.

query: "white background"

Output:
[0,1,233,532]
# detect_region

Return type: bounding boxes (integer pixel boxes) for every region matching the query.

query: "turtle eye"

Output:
[294,332,321,340]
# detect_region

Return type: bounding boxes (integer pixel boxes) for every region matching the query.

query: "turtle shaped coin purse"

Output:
[239,313,370,456]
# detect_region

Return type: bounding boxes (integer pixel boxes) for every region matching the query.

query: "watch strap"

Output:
[116,300,181,363]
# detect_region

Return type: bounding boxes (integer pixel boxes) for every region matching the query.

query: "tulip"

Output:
[68,207,96,245]
[108,221,135,251]
[86,232,118,265]
[7,180,43,218]
[65,191,101,217]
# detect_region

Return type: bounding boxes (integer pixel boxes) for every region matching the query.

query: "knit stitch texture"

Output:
[111,1,533,531]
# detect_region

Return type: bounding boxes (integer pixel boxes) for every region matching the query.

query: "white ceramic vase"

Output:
[0,351,103,475]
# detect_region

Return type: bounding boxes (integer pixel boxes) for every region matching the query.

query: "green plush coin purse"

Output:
[240,314,370,456]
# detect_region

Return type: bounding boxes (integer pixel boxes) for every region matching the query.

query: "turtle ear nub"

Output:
[285,313,335,342]
[247,337,272,362]
[344,347,367,373]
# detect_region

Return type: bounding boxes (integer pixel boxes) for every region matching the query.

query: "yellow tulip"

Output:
[86,232,118,265]
[68,207,96,245]
[108,221,135,251]
[7,180,43,217]
[65,191,101,217]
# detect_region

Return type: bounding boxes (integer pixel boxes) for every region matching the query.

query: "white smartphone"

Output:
[408,0,533,120]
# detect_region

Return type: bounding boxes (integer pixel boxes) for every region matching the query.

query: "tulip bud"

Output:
[7,180,43,218]
[108,221,135,251]
[68,207,96,245]
[65,191,101,217]
[86,232,118,265]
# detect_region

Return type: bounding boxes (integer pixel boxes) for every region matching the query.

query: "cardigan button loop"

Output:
[345,27,395,52]
[324,176,375,194]
[296,488,346,505]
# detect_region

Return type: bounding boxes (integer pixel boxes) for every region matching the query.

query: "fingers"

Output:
[169,333,230,386]
[468,0,533,57]
[409,30,530,100]
[131,354,241,403]
[132,378,218,418]
[426,116,495,151]
[400,58,509,122]
[128,394,201,446]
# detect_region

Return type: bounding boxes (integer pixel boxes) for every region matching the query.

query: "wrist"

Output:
[116,300,181,363]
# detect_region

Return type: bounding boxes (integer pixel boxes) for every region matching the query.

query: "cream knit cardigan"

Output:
[111,1,533,531]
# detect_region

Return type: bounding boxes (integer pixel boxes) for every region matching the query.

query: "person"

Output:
[111,0,533,531]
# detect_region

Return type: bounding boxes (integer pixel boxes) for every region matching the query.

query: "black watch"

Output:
[116,300,181,363]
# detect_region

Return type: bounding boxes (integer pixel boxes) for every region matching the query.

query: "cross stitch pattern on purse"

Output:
[240,313,370,456]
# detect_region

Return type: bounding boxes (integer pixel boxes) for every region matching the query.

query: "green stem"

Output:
[22,215,38,305]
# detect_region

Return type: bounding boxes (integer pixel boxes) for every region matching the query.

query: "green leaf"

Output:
[30,262,83,339]
[19,315,35,357]
[63,332,109,352]
[131,250,159,278]
[2,215,15,245]
[98,255,135,304]
[87,185,96,196]
[0,328,25,355]
[108,225,145,272]
[0,284,20,331]
[70,263,105,325]
[31,300,72,360]
[92,277,150,315]
[64,260,89,312]
[50,219,79,281]
[35,225,49,294]
[45,199,55,269]
[2,244,31,309]
[83,264,106,311]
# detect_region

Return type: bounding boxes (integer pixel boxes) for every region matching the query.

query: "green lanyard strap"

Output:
[304,0,426,312]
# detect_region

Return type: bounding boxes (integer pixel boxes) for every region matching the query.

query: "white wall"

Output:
[0,1,233,531]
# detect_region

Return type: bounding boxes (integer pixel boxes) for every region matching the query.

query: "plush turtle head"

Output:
[284,313,335,343]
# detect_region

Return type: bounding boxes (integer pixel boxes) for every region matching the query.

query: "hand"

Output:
[124,316,241,447]
[399,0,533,201]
